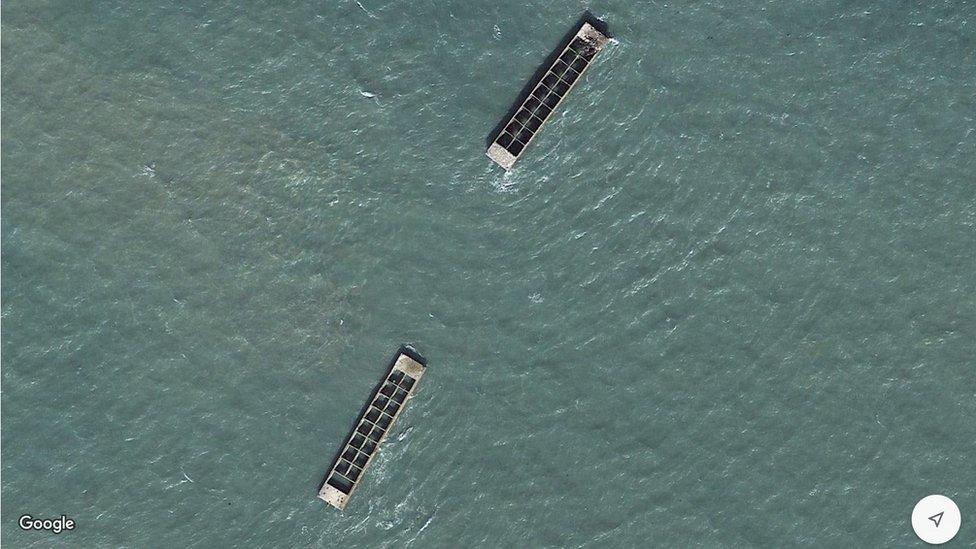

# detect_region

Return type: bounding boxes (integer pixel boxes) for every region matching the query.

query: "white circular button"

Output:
[912,495,961,545]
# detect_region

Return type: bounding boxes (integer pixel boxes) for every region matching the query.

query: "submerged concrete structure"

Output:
[487,21,610,170]
[318,347,427,511]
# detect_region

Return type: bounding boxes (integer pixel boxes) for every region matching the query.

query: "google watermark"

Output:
[19,514,75,534]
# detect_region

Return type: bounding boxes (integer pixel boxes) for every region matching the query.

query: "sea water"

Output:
[2,1,974,546]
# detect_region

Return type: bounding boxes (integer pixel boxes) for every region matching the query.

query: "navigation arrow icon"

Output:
[929,511,944,528]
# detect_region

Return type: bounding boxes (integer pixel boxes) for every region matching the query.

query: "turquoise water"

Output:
[2,1,974,546]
